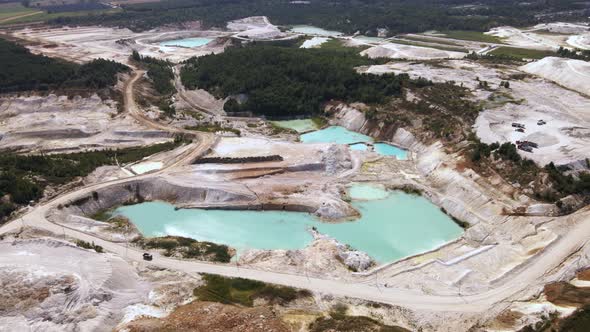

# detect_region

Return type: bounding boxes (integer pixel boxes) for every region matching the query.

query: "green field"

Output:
[0,2,42,21]
[441,30,503,44]
[489,46,554,59]
[0,7,121,25]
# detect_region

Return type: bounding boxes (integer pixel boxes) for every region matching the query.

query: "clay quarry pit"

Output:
[1,16,590,332]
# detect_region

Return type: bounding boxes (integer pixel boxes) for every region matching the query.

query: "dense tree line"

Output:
[0,39,129,93]
[0,140,183,222]
[48,0,589,35]
[180,44,407,117]
[557,47,590,62]
[132,50,176,95]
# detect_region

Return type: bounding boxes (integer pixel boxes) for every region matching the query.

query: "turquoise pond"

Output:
[114,185,462,263]
[159,37,213,48]
[300,126,408,159]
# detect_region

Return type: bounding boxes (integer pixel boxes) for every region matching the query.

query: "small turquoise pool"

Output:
[159,37,213,48]
[114,185,461,263]
[300,126,408,159]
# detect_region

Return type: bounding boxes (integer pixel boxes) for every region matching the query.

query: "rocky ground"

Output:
[0,92,171,154]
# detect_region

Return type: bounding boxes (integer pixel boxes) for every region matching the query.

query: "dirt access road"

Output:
[2,68,590,315]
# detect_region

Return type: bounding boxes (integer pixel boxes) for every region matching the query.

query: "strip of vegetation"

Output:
[465,51,525,64]
[489,46,554,60]
[185,123,241,136]
[75,240,104,253]
[0,38,129,93]
[0,138,185,223]
[309,304,410,332]
[469,139,590,207]
[440,30,503,44]
[135,236,232,262]
[43,0,589,37]
[131,50,175,95]
[181,43,407,117]
[556,47,590,62]
[194,273,311,306]
[194,155,283,164]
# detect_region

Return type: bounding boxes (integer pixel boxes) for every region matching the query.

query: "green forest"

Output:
[0,140,183,223]
[132,50,176,95]
[180,44,408,117]
[48,0,588,36]
[0,38,129,93]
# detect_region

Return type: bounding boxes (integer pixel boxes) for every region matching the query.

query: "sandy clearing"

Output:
[361,42,466,60]
[520,57,590,96]
[486,26,563,50]
[359,59,590,164]
[300,37,330,48]
[566,34,590,50]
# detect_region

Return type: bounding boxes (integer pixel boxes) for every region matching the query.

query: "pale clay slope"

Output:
[360,42,466,60]
[0,94,171,154]
[520,57,590,96]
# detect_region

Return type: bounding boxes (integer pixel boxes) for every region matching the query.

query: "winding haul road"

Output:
[1,69,589,314]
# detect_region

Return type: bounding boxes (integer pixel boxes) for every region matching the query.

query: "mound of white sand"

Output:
[520,57,590,96]
[360,43,465,60]
[566,34,590,50]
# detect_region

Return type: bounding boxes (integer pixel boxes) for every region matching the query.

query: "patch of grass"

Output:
[0,3,41,21]
[185,123,240,136]
[194,274,311,306]
[135,236,233,262]
[90,207,114,222]
[76,240,104,253]
[309,304,410,332]
[320,38,369,53]
[440,30,503,44]
[489,47,554,60]
[311,116,328,128]
[268,122,297,135]
[1,8,122,25]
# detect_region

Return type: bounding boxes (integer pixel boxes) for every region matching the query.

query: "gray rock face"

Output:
[337,249,373,272]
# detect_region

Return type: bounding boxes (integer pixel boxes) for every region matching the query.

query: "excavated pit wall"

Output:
[48,176,358,229]
[328,104,523,241]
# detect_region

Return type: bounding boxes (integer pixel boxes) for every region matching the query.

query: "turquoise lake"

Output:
[300,126,408,159]
[159,37,213,48]
[114,186,461,263]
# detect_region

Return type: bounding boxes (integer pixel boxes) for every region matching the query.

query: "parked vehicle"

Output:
[143,253,153,261]
[537,120,546,125]
[516,128,525,133]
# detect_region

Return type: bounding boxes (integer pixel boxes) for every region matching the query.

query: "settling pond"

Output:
[159,37,213,48]
[300,125,408,159]
[114,184,462,263]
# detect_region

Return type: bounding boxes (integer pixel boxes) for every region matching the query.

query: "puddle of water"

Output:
[348,183,388,200]
[130,161,163,174]
[349,143,369,151]
[300,126,408,158]
[271,119,318,133]
[159,37,213,48]
[290,25,343,37]
[354,36,386,43]
[374,143,408,160]
[300,126,372,145]
[114,187,461,263]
